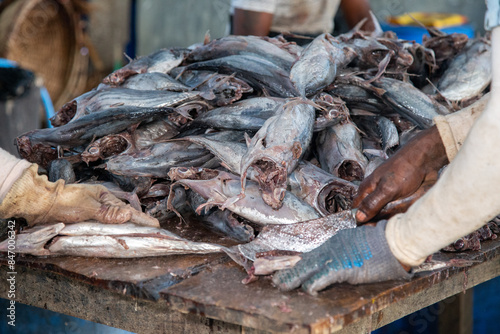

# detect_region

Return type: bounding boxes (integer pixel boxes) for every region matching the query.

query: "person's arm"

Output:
[385,24,500,266]
[231,0,276,36]
[273,2,500,295]
[354,94,489,223]
[232,8,273,36]
[340,0,375,31]
[0,148,158,227]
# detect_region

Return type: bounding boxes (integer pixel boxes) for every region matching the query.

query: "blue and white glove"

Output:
[272,221,412,295]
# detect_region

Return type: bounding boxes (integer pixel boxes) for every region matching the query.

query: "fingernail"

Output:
[356,210,367,222]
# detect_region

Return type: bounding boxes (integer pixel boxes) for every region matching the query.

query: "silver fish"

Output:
[240,100,315,209]
[437,39,492,102]
[235,210,356,261]
[315,122,368,182]
[120,72,189,92]
[290,33,355,97]
[288,161,357,216]
[68,88,203,123]
[167,168,320,226]
[372,77,449,128]
[102,48,189,86]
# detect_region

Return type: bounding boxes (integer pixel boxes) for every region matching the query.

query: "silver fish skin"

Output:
[188,97,285,131]
[288,161,357,216]
[240,100,315,210]
[316,122,368,182]
[103,48,189,86]
[69,88,202,122]
[0,223,65,256]
[171,136,247,175]
[58,222,179,237]
[120,72,189,92]
[168,168,320,225]
[372,77,449,129]
[105,141,212,178]
[185,35,297,71]
[235,210,356,261]
[290,33,354,97]
[48,235,224,258]
[183,55,299,98]
[133,117,180,149]
[437,39,492,102]
[376,116,399,152]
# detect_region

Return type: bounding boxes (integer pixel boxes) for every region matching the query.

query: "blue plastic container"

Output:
[380,22,475,43]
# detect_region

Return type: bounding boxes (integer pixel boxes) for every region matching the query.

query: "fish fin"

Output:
[203,30,211,45]
[369,11,384,38]
[244,132,252,147]
[365,51,393,84]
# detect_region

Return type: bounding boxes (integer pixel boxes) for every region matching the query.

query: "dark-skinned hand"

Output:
[353,125,448,224]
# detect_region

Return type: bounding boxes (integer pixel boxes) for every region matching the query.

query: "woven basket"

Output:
[0,0,88,110]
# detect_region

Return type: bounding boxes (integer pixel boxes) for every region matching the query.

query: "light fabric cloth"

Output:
[434,94,490,161]
[386,25,500,266]
[485,0,500,30]
[231,0,341,35]
[0,148,31,204]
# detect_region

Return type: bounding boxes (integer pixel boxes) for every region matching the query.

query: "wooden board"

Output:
[1,236,500,333]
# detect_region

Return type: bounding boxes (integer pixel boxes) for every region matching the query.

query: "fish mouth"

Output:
[317,182,357,216]
[252,159,288,210]
[50,100,77,127]
[336,160,364,182]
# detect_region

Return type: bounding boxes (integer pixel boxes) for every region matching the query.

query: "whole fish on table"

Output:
[186,97,285,131]
[235,210,357,262]
[167,168,320,226]
[437,39,492,103]
[240,100,315,210]
[371,77,450,129]
[290,33,355,97]
[0,222,225,258]
[118,72,190,92]
[183,55,299,98]
[17,106,175,164]
[315,121,368,182]
[52,88,204,126]
[184,35,297,71]
[171,69,254,107]
[102,47,190,86]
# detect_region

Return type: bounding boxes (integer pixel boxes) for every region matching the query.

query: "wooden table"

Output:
[1,232,500,333]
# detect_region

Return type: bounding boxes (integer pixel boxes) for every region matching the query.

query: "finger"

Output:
[301,266,341,296]
[375,181,435,220]
[130,210,160,227]
[272,256,320,291]
[356,178,400,223]
[96,205,132,224]
[352,177,378,208]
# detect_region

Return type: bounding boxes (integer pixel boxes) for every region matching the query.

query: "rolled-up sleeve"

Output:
[0,148,31,204]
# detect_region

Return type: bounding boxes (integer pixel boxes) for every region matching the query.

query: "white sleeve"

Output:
[0,148,31,204]
[485,0,500,30]
[231,0,278,14]
[385,28,500,267]
[434,94,489,161]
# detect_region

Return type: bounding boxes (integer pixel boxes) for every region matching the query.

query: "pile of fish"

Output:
[11,19,497,268]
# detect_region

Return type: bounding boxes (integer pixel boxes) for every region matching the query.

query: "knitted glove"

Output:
[272,221,411,295]
[0,164,159,227]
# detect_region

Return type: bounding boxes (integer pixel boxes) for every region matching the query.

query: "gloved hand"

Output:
[0,164,159,227]
[272,221,411,295]
[353,125,448,223]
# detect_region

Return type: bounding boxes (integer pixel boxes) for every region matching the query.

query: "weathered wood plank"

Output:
[1,238,499,333]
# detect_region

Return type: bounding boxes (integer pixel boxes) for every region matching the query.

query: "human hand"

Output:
[272,221,411,295]
[0,165,159,227]
[353,126,448,223]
